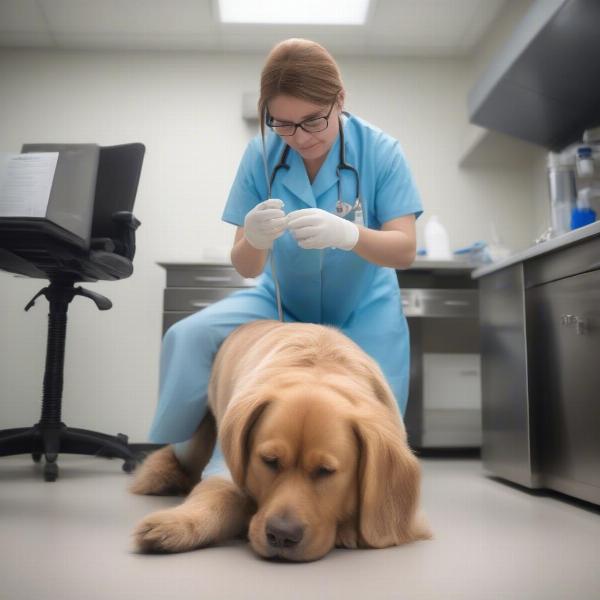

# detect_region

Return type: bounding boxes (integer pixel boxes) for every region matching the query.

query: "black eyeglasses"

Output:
[266,102,336,136]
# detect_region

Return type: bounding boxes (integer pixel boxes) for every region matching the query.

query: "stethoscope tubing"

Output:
[260,114,362,323]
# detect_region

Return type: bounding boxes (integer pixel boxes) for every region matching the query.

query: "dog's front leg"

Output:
[133,477,255,553]
[129,411,217,496]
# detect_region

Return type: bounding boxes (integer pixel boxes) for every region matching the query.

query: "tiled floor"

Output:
[1,454,599,600]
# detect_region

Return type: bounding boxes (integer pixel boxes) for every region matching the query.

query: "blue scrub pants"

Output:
[149,285,410,451]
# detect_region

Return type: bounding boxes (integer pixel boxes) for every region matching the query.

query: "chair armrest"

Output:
[112,211,141,230]
[111,211,141,260]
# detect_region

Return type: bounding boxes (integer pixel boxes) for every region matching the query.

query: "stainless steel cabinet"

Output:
[478,233,600,505]
[398,267,481,450]
[468,0,600,151]
[527,269,600,505]
[479,263,540,488]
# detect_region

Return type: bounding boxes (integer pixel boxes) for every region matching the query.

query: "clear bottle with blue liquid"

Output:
[571,187,597,230]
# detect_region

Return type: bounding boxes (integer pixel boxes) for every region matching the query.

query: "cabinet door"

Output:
[527,269,600,504]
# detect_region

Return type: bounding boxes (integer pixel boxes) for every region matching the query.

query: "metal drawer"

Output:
[164,287,245,311]
[165,265,256,288]
[525,235,600,288]
[402,289,479,318]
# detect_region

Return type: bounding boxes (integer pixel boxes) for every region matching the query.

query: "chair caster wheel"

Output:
[122,459,137,474]
[44,462,59,482]
[32,452,42,463]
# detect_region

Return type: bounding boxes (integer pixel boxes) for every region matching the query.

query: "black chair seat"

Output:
[87,250,133,279]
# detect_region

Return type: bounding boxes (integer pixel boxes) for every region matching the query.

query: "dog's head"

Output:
[220,370,427,562]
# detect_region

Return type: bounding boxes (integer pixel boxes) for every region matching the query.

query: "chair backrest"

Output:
[19,143,100,246]
[91,143,145,240]
[0,142,145,282]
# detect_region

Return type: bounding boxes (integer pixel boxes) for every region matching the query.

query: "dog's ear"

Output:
[352,404,429,547]
[219,393,271,490]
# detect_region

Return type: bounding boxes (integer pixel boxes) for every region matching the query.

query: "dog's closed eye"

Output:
[261,456,335,479]
[312,466,336,479]
[261,455,280,471]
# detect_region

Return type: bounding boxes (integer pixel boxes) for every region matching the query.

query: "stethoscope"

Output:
[268,114,364,226]
[260,113,364,322]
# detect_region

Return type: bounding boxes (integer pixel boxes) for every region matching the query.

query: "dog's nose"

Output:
[266,516,304,548]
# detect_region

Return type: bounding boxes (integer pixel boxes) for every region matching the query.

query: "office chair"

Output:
[0,143,145,481]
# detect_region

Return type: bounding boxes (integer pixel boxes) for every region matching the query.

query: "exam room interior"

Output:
[4,2,600,598]
[0,0,552,441]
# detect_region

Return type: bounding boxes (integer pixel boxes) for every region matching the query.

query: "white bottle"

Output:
[424,215,451,259]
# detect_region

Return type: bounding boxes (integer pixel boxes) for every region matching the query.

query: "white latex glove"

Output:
[286,208,359,251]
[243,199,287,250]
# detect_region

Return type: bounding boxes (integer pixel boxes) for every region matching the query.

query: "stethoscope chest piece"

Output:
[336,199,364,226]
[335,200,354,218]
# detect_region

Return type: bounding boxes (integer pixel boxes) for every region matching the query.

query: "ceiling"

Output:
[0,0,507,57]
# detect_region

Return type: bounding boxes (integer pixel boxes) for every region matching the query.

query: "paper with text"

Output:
[0,152,59,217]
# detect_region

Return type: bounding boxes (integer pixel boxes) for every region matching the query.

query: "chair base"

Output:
[0,422,138,481]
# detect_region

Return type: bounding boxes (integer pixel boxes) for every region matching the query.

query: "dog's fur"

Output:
[131,320,431,561]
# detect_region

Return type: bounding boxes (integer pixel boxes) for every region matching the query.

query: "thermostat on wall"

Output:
[242,92,259,122]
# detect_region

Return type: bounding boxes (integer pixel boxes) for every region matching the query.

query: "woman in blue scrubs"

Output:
[149,38,422,473]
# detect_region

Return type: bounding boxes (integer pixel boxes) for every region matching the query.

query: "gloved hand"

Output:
[286,208,359,251]
[243,199,287,250]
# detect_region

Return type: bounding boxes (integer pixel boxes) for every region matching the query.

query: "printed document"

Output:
[0,152,59,217]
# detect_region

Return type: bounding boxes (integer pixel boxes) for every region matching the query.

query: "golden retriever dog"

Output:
[130,320,431,561]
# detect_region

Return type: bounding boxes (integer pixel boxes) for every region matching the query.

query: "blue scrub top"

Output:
[222,113,422,327]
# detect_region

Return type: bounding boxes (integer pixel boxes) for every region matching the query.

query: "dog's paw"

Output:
[128,446,197,496]
[133,509,207,553]
[335,521,359,549]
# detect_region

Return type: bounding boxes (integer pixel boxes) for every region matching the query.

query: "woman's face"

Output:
[267,95,342,163]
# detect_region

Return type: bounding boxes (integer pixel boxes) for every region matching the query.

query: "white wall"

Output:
[0,38,541,442]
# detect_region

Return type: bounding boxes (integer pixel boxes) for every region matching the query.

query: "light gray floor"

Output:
[1,454,599,600]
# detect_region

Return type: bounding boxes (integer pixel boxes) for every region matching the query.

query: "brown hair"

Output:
[258,38,344,136]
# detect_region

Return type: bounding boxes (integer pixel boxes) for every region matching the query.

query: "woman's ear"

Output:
[353,404,430,547]
[219,394,271,490]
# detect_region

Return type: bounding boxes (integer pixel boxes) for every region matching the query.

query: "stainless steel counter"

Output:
[473,220,600,279]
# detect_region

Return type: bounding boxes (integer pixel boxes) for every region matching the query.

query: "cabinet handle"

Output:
[576,318,588,335]
[191,302,211,308]
[443,300,470,307]
[194,276,233,283]
[561,314,588,335]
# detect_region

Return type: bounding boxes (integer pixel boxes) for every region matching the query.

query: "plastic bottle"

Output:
[547,152,576,236]
[571,188,597,230]
[424,215,451,259]
[576,146,594,177]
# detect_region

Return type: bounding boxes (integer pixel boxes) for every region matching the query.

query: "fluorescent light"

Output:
[218,0,370,25]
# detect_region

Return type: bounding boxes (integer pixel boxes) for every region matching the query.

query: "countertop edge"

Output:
[472,221,600,279]
[158,258,478,272]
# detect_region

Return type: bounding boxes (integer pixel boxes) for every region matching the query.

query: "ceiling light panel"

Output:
[218,0,370,25]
